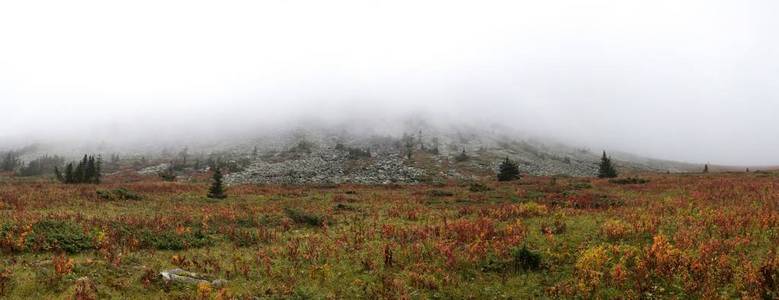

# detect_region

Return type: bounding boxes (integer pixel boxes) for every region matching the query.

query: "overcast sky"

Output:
[1,0,778,165]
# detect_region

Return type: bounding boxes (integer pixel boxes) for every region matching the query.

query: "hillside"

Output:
[222,126,704,185]
[2,123,705,184]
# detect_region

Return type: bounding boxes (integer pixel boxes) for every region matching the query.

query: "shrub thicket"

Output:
[608,177,649,185]
[284,208,325,226]
[26,220,94,253]
[513,245,542,271]
[96,188,143,201]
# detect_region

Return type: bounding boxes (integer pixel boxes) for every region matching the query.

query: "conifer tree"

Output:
[497,157,521,181]
[402,133,415,159]
[85,156,95,183]
[176,147,189,170]
[64,163,74,183]
[418,130,425,151]
[430,137,440,155]
[109,154,119,169]
[54,165,64,182]
[598,151,618,178]
[19,155,64,177]
[207,166,227,199]
[455,149,469,162]
[193,159,202,170]
[74,156,86,183]
[95,155,102,183]
[1,151,21,172]
[703,164,709,173]
[55,154,102,184]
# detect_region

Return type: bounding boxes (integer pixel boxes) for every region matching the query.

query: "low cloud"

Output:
[1,0,778,165]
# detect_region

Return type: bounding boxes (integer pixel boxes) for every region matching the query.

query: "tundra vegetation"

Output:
[0,168,778,299]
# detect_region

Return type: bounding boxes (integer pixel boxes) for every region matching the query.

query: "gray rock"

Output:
[160,268,227,287]
[138,163,171,175]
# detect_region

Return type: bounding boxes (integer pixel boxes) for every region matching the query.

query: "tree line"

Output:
[55,155,102,184]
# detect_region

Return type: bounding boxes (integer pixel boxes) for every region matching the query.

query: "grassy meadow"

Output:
[1,172,778,299]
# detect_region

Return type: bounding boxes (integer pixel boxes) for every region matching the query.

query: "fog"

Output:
[1,0,778,165]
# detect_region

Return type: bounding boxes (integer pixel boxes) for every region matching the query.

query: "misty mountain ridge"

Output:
[2,119,702,184]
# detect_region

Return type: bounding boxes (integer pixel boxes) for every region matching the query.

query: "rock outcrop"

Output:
[226,149,425,185]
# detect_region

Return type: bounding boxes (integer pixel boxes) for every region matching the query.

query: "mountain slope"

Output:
[221,124,699,185]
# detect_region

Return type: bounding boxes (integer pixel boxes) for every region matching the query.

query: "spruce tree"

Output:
[73,156,86,183]
[455,149,469,162]
[497,157,521,181]
[64,163,74,183]
[85,156,95,183]
[55,154,102,184]
[402,133,414,160]
[95,155,102,183]
[703,164,709,173]
[418,130,425,151]
[109,154,119,170]
[54,166,64,182]
[430,137,440,155]
[1,151,21,172]
[176,147,189,170]
[19,155,64,177]
[598,151,618,178]
[207,166,227,199]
